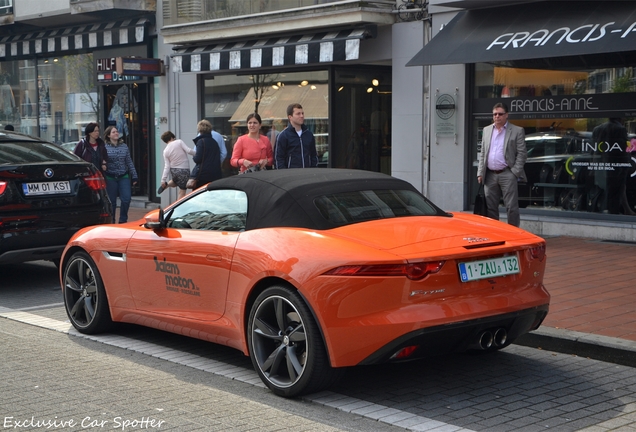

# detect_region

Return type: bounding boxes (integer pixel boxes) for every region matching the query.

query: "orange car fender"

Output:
[61,225,138,311]
[225,228,407,361]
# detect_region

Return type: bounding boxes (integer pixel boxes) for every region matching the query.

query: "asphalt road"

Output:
[2,261,636,432]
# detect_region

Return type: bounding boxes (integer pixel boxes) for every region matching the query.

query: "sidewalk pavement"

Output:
[124,205,636,366]
[517,236,636,367]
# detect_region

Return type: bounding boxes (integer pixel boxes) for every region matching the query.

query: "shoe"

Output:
[157,185,165,194]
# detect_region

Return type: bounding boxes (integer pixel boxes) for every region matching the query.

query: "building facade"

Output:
[412,0,636,240]
[0,0,158,199]
[158,0,405,189]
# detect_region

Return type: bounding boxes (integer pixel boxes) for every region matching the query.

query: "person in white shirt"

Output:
[158,131,196,200]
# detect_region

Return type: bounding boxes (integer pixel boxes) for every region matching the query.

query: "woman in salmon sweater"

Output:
[230,113,273,173]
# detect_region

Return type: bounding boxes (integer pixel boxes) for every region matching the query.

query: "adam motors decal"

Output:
[154,257,200,297]
[487,21,636,51]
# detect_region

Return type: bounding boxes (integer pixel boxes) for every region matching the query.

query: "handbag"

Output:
[473,184,488,216]
[186,178,197,189]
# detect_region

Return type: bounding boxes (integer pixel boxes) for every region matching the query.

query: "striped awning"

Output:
[171,27,376,73]
[0,17,150,60]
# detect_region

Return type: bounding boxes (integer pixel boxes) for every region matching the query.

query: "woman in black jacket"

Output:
[190,119,221,188]
[73,122,108,173]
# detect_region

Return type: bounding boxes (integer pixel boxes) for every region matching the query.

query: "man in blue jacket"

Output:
[275,103,318,169]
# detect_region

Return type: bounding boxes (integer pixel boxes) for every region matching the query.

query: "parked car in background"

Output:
[61,168,549,397]
[519,130,636,213]
[59,141,79,153]
[0,131,112,265]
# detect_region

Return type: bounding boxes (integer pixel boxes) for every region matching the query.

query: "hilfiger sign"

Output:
[487,21,636,51]
[96,57,162,83]
[96,57,139,82]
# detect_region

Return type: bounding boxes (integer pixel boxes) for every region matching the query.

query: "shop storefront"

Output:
[170,27,392,176]
[409,1,636,223]
[0,16,156,198]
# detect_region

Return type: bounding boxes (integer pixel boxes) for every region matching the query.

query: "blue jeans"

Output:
[106,175,132,223]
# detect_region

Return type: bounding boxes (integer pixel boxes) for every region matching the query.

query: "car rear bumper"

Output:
[358,304,549,365]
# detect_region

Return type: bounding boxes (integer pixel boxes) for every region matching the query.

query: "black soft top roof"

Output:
[206,168,433,230]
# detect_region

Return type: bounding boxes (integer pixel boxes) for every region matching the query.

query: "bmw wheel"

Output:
[63,251,113,334]
[248,286,339,397]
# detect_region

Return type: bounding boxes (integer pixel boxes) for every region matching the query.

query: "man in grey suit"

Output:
[477,102,527,227]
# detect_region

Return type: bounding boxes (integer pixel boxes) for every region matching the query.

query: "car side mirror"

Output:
[144,208,172,230]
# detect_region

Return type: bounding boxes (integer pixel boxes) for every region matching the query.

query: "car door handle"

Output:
[206,254,222,262]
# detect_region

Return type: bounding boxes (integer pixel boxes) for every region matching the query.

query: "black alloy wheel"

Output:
[248,286,340,397]
[63,251,113,334]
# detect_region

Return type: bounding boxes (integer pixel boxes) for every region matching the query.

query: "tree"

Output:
[250,74,278,114]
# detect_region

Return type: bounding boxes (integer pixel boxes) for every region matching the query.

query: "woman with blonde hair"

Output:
[189,119,222,189]
[230,113,273,173]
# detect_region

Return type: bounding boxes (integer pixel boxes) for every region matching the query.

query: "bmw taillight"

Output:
[0,181,6,195]
[82,172,107,191]
[528,244,546,261]
[323,261,445,281]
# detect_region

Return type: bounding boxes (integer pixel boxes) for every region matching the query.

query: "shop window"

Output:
[0,55,97,142]
[201,66,391,177]
[333,67,392,174]
[471,64,636,217]
[202,71,328,176]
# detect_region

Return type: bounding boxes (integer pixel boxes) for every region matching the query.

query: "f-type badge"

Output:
[463,237,489,243]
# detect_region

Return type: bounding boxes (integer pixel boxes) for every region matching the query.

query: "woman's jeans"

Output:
[106,175,132,223]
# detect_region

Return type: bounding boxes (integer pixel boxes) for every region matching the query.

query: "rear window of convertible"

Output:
[314,189,438,226]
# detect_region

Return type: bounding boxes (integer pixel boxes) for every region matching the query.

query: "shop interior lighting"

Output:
[310,85,317,90]
[372,79,379,86]
[367,87,374,93]
[338,86,344,92]
[300,80,309,86]
[53,58,59,62]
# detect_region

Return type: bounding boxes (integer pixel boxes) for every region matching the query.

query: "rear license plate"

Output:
[22,181,71,196]
[458,255,520,282]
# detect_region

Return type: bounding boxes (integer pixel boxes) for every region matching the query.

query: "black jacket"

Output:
[191,133,222,184]
[275,124,318,169]
[74,137,108,172]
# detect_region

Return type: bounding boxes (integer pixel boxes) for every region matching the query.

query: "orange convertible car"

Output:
[60,169,549,397]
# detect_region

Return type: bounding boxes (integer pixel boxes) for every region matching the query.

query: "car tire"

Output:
[62,251,113,334]
[248,285,340,397]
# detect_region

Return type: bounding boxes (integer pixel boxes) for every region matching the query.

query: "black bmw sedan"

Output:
[0,131,112,265]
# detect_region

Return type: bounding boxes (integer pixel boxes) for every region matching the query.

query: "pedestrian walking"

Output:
[188,119,222,189]
[230,113,273,173]
[74,122,108,173]
[103,126,138,223]
[158,130,196,200]
[275,103,318,169]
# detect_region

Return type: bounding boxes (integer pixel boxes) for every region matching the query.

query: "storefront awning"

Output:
[0,17,150,60]
[229,84,328,125]
[171,27,376,73]
[407,1,636,69]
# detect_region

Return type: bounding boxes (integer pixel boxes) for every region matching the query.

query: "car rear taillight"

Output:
[0,181,6,195]
[528,244,546,261]
[82,172,107,191]
[323,261,445,281]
